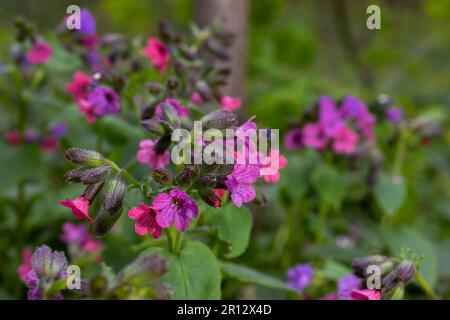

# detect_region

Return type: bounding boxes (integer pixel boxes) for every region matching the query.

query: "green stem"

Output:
[315,202,328,244]
[106,160,140,186]
[393,127,409,176]
[16,180,26,258]
[164,229,174,252]
[173,231,182,254]
[415,272,439,300]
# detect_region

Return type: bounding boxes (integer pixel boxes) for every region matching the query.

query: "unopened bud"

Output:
[176,165,199,187]
[152,169,173,185]
[65,168,85,183]
[396,261,415,284]
[352,255,392,278]
[148,83,162,96]
[65,148,105,167]
[199,189,221,207]
[80,166,111,185]
[205,39,229,60]
[82,182,104,203]
[141,119,167,136]
[166,77,179,91]
[196,81,213,102]
[201,110,238,130]
[197,174,218,189]
[101,176,126,215]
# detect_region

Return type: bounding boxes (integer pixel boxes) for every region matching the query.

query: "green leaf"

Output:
[205,204,252,258]
[311,164,347,210]
[382,227,438,288]
[322,260,352,281]
[220,261,294,292]
[374,174,407,215]
[142,241,221,299]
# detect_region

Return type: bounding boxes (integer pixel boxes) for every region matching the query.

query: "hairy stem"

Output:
[415,272,439,300]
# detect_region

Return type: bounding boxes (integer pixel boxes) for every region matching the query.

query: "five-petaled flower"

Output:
[128,203,162,238]
[144,37,170,73]
[60,196,94,222]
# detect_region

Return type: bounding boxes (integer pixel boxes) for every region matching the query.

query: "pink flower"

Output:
[284,128,303,150]
[59,196,93,222]
[152,189,199,232]
[144,37,170,73]
[80,34,98,51]
[351,289,381,300]
[213,189,228,199]
[77,99,96,123]
[220,96,241,111]
[191,92,203,106]
[66,71,92,101]
[40,135,59,152]
[18,249,32,282]
[319,96,342,137]
[332,124,359,154]
[60,222,102,253]
[4,130,21,147]
[225,164,260,207]
[260,150,288,183]
[128,203,162,238]
[302,123,327,150]
[155,98,189,120]
[27,41,52,64]
[136,139,170,170]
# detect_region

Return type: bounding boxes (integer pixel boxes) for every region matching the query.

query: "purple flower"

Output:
[27,287,43,300]
[302,123,327,150]
[152,189,199,232]
[385,107,403,124]
[284,128,303,150]
[60,222,103,254]
[337,273,362,300]
[225,164,260,207]
[340,96,376,141]
[51,123,67,139]
[87,85,120,117]
[24,130,40,143]
[287,264,314,293]
[136,139,170,170]
[319,96,342,137]
[79,9,96,35]
[26,270,39,288]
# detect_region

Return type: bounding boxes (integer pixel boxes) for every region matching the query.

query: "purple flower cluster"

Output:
[4,123,67,151]
[287,264,314,293]
[284,96,376,155]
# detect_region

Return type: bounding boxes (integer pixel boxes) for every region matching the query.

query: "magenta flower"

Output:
[321,293,338,300]
[155,98,189,120]
[144,37,170,73]
[136,139,170,170]
[319,96,342,137]
[332,124,359,154]
[4,130,21,147]
[60,222,102,253]
[128,203,162,238]
[87,85,120,117]
[152,189,199,232]
[351,289,381,300]
[18,249,33,282]
[260,150,288,183]
[60,196,93,222]
[40,135,59,152]
[385,107,403,124]
[225,164,260,207]
[220,96,241,111]
[284,128,303,150]
[287,264,314,293]
[77,99,96,123]
[302,123,327,150]
[191,92,203,106]
[337,274,362,300]
[27,41,52,64]
[66,71,92,101]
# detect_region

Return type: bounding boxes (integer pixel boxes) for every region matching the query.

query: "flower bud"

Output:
[174,61,186,78]
[31,245,52,278]
[141,119,167,136]
[92,209,122,237]
[352,255,392,278]
[141,101,159,120]
[199,189,221,207]
[197,174,218,189]
[152,169,173,185]
[176,165,199,187]
[161,103,180,128]
[65,168,84,183]
[196,81,213,102]
[166,77,179,91]
[201,110,238,130]
[80,166,111,185]
[179,45,196,60]
[82,182,104,203]
[148,83,162,96]
[396,261,415,284]
[205,39,229,60]
[101,176,126,215]
[65,148,105,167]
[155,135,172,154]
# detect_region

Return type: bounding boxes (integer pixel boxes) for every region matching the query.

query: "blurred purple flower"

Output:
[87,85,120,117]
[284,128,303,150]
[385,107,403,124]
[319,96,342,137]
[287,264,314,293]
[302,123,327,150]
[24,130,40,143]
[79,9,96,35]
[337,274,361,300]
[51,123,67,139]
[60,222,102,253]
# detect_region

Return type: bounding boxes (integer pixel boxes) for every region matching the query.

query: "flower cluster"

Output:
[60,222,102,259]
[3,123,67,151]
[284,96,376,154]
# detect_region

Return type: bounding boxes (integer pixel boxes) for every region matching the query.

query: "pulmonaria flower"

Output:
[259,150,288,183]
[41,135,59,152]
[78,9,96,35]
[220,96,241,111]
[80,34,98,51]
[319,96,342,137]
[87,85,121,117]
[385,107,403,124]
[24,130,40,143]
[287,264,314,293]
[337,274,362,300]
[60,196,93,222]
[27,41,52,64]
[66,71,92,101]
[18,249,32,282]
[332,124,359,154]
[284,128,303,150]
[128,203,162,238]
[191,92,203,106]
[351,289,381,300]
[136,139,170,170]
[50,123,68,139]
[152,189,199,232]
[26,245,68,300]
[4,130,21,146]
[77,99,96,123]
[155,98,189,120]
[144,37,170,73]
[302,123,327,150]
[340,95,376,141]
[225,164,260,207]
[60,222,102,253]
